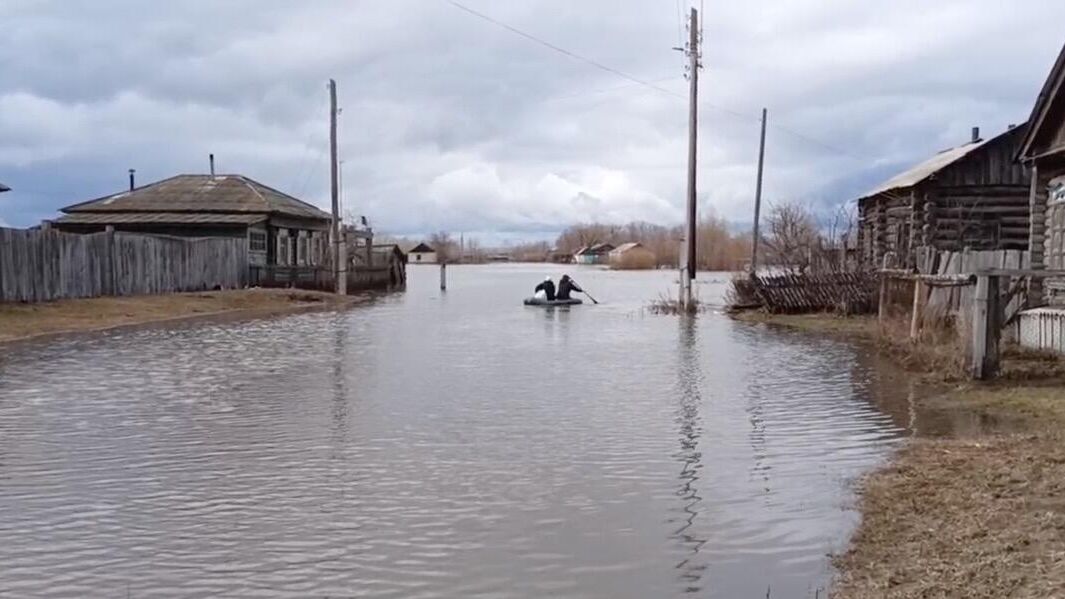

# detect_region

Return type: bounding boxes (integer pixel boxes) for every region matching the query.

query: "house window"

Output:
[416,254,422,262]
[297,234,308,266]
[277,231,290,266]
[249,231,267,252]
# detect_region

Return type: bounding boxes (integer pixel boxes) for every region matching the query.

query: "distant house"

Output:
[574,242,615,265]
[0,182,9,193]
[609,242,656,269]
[408,242,437,264]
[53,174,332,267]
[857,125,1030,269]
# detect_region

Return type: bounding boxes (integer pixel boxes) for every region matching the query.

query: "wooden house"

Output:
[608,242,656,269]
[53,174,332,268]
[1018,41,1065,307]
[574,242,615,265]
[407,242,437,264]
[857,125,1030,269]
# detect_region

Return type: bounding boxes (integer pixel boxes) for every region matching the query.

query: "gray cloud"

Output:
[1,0,1064,240]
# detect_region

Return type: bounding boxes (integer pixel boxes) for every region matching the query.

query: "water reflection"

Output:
[0,266,929,598]
[672,317,708,593]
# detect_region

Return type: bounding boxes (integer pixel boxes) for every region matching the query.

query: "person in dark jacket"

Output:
[556,274,583,300]
[534,276,556,301]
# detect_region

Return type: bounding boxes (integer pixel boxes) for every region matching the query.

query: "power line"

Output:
[444,0,872,164]
[444,0,683,100]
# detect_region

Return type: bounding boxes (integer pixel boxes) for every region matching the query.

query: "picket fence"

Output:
[0,227,248,302]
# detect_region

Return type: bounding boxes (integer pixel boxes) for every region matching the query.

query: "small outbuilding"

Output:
[857,125,1030,269]
[407,242,438,264]
[609,242,656,269]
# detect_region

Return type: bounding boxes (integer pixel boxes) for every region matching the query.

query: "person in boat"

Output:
[556,274,583,301]
[534,276,556,301]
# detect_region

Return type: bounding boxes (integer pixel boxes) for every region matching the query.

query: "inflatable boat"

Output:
[523,297,583,307]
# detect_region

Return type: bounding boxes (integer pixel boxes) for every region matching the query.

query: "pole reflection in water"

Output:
[0,266,920,598]
[672,316,709,593]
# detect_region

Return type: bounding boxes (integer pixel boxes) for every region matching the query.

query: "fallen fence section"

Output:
[750,272,877,314]
[0,227,246,303]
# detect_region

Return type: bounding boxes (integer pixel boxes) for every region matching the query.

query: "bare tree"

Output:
[428,231,457,263]
[761,201,820,274]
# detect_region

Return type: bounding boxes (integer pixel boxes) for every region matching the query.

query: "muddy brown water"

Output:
[0,265,962,597]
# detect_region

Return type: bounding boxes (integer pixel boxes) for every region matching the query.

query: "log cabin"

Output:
[857,124,1030,269]
[1017,41,1065,307]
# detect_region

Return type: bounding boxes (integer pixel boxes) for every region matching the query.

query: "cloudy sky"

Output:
[1,0,1063,242]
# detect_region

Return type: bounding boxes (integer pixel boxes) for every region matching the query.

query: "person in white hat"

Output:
[534,276,556,301]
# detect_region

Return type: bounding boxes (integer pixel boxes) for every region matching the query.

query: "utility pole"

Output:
[750,108,767,275]
[329,79,345,295]
[680,6,701,310]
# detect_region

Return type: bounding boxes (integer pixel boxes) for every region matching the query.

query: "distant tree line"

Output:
[377,199,856,273]
[553,215,752,271]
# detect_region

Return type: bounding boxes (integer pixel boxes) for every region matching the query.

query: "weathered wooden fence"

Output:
[0,227,247,302]
[749,272,877,314]
[249,264,402,293]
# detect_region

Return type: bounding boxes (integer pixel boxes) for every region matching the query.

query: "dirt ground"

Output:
[0,288,364,344]
[732,310,1065,598]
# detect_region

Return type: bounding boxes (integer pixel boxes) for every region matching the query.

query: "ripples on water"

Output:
[0,266,908,598]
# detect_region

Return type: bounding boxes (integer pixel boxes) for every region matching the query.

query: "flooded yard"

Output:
[0,265,914,598]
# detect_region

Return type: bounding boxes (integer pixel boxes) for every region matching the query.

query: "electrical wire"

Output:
[444,0,684,100]
[444,0,872,164]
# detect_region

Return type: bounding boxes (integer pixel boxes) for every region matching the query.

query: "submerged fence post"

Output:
[440,262,447,291]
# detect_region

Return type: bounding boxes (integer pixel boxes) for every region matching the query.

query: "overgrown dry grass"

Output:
[730,309,1065,597]
[646,291,711,315]
[0,288,363,344]
[833,434,1065,598]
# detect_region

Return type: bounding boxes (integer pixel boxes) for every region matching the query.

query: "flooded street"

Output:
[0,265,912,598]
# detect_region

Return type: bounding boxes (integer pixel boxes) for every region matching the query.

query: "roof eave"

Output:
[1018,41,1065,162]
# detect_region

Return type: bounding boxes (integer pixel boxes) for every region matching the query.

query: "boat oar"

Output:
[576,283,599,304]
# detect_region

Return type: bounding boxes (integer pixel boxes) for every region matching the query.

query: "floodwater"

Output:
[0,265,930,597]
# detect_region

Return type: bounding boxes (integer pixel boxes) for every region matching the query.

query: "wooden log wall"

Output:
[0,227,247,303]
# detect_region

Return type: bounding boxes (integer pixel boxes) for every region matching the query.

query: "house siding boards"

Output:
[858,125,1031,268]
[54,174,331,268]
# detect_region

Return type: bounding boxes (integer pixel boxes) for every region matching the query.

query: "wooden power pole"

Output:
[750,108,767,275]
[681,6,701,310]
[329,79,345,295]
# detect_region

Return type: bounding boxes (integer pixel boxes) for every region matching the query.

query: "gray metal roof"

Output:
[54,212,268,226]
[62,174,331,221]
[860,138,993,200]
[611,242,645,253]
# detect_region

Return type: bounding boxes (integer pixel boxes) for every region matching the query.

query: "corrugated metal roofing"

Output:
[54,212,268,226]
[62,174,331,221]
[860,138,993,200]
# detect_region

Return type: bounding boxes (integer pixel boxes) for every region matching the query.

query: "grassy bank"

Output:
[0,288,363,344]
[732,310,1065,598]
